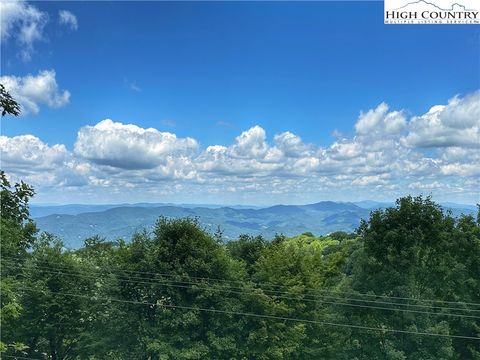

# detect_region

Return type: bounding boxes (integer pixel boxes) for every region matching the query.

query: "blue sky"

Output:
[1,1,479,205]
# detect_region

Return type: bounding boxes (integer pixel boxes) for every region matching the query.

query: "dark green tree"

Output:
[12,234,95,360]
[227,234,267,274]
[0,84,20,117]
[334,196,480,359]
[0,171,37,258]
[0,172,36,356]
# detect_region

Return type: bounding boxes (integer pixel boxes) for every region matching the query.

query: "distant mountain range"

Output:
[29,203,260,218]
[31,201,477,249]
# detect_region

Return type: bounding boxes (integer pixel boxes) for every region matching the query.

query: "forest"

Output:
[1,171,479,359]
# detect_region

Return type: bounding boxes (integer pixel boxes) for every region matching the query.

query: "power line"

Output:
[1,355,41,360]
[5,263,480,320]
[3,259,479,314]
[16,285,480,341]
[5,254,479,307]
[0,260,462,313]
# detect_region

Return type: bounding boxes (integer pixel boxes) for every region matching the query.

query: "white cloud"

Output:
[352,174,389,186]
[0,70,70,114]
[402,91,480,148]
[0,134,67,170]
[74,119,199,170]
[274,132,313,158]
[197,126,317,177]
[319,102,410,177]
[408,181,442,190]
[230,126,269,159]
[0,0,48,61]
[329,141,362,160]
[355,103,406,137]
[440,163,480,177]
[58,10,78,31]
[0,135,88,188]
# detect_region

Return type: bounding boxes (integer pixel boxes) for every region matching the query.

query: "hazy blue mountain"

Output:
[353,200,477,213]
[30,204,123,218]
[441,202,477,212]
[33,201,476,249]
[353,200,393,209]
[30,203,261,218]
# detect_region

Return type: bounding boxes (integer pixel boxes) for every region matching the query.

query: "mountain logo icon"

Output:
[384,0,479,24]
[393,0,475,11]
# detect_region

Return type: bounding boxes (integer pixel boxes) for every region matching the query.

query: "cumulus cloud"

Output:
[402,91,480,148]
[355,103,406,137]
[0,134,67,170]
[0,70,70,114]
[231,126,269,159]
[0,0,48,61]
[274,132,314,158]
[198,127,318,177]
[328,141,362,160]
[321,102,410,177]
[58,10,78,30]
[0,135,87,188]
[74,119,199,170]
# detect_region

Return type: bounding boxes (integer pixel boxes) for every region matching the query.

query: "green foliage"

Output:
[1,179,479,358]
[0,171,37,258]
[227,234,267,274]
[0,172,37,357]
[0,83,21,117]
[329,230,356,241]
[338,196,480,359]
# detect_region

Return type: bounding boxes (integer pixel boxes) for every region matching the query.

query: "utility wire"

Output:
[2,260,469,312]
[3,259,479,314]
[16,285,480,341]
[4,254,479,308]
[4,254,480,307]
[7,256,480,311]
[5,263,480,320]
[0,355,41,360]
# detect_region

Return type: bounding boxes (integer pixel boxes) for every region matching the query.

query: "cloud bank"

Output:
[1,91,479,204]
